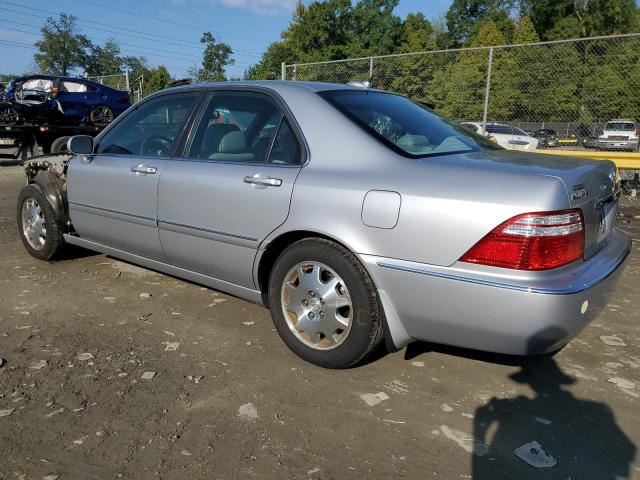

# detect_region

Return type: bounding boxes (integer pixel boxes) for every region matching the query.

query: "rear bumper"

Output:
[360,228,631,355]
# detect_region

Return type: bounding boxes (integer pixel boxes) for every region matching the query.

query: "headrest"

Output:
[397,134,429,147]
[202,123,239,152]
[218,130,247,153]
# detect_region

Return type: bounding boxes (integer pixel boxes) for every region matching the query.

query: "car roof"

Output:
[164,80,387,96]
[606,119,635,123]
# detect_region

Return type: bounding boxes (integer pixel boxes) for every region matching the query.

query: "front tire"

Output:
[17,184,65,260]
[268,238,383,368]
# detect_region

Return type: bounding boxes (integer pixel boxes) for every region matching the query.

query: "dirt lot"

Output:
[1,165,639,480]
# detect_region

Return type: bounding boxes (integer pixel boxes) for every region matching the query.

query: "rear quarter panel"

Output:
[267,87,570,268]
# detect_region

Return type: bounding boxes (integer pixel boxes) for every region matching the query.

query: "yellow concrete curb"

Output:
[534,149,640,170]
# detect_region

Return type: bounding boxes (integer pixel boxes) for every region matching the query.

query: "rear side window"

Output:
[185,92,297,164]
[61,81,88,93]
[97,92,197,156]
[269,119,301,165]
[320,90,500,158]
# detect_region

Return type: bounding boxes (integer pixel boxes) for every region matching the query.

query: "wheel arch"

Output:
[31,170,68,227]
[255,229,409,353]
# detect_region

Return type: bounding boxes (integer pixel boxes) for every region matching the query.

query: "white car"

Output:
[461,122,539,151]
[597,119,639,151]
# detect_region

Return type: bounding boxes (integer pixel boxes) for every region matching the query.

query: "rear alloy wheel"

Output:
[268,238,383,368]
[89,105,115,124]
[17,184,65,260]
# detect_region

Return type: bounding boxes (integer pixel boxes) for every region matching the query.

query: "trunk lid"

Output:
[434,150,619,259]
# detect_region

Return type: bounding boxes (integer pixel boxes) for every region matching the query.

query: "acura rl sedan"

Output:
[17,81,630,368]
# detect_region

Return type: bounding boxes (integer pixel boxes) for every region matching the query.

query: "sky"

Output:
[0,0,453,78]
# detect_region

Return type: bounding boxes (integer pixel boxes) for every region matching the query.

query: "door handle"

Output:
[131,164,157,174]
[243,175,282,187]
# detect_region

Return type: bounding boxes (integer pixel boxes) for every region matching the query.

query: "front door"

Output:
[158,91,304,288]
[67,91,199,260]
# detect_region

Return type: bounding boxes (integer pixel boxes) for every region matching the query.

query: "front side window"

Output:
[97,92,197,157]
[320,90,501,158]
[186,92,285,163]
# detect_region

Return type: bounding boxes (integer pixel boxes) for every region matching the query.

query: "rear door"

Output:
[157,90,304,288]
[56,80,97,120]
[68,91,199,260]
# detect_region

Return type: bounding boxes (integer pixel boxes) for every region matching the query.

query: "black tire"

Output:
[268,238,384,368]
[50,136,71,153]
[18,135,38,162]
[89,105,114,125]
[17,184,65,260]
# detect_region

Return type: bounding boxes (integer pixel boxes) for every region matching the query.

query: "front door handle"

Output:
[131,164,157,174]
[243,175,282,187]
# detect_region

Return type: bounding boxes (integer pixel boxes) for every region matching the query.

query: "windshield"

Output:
[605,122,635,131]
[320,90,501,158]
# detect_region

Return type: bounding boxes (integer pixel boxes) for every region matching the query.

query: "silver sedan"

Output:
[17,81,630,368]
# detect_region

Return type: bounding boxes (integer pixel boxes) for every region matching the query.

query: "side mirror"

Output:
[67,135,93,154]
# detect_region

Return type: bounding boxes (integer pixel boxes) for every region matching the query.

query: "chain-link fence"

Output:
[85,73,130,93]
[282,33,640,143]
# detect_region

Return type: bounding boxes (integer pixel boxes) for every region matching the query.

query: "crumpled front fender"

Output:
[32,170,68,226]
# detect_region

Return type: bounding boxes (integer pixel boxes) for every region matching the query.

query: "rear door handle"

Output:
[131,164,157,174]
[243,175,282,187]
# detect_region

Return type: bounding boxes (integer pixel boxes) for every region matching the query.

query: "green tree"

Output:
[34,14,91,75]
[85,39,123,76]
[388,13,436,102]
[193,32,234,82]
[522,0,639,40]
[400,12,436,52]
[428,21,507,120]
[245,42,297,80]
[445,0,516,46]
[146,66,172,93]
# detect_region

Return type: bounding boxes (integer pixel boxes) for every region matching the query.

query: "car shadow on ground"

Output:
[406,331,636,479]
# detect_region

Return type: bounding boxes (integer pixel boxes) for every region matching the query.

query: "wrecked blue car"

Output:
[1,75,131,125]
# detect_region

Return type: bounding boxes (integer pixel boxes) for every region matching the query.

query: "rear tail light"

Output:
[460,209,584,270]
[122,93,130,102]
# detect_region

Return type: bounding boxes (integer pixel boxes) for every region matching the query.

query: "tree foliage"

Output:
[192,32,234,82]
[34,14,91,75]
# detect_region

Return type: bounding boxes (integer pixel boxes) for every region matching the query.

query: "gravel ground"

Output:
[0,164,639,480]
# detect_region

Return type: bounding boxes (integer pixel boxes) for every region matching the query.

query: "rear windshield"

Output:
[605,122,635,131]
[320,90,501,158]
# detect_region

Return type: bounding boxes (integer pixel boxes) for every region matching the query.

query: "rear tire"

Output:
[17,184,65,260]
[268,238,383,368]
[50,136,71,153]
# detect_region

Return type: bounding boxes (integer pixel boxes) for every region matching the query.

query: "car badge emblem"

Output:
[571,184,588,201]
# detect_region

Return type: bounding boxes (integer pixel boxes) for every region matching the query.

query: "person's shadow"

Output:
[472,331,636,479]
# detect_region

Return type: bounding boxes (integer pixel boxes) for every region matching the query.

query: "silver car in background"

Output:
[18,81,630,368]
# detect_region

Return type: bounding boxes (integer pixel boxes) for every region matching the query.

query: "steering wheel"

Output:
[139,135,172,156]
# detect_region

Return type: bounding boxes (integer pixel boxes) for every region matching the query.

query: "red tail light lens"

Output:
[460,209,584,270]
[122,93,130,102]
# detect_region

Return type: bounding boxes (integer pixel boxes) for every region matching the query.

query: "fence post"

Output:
[125,71,130,92]
[293,64,297,81]
[369,57,374,81]
[281,62,286,81]
[481,46,494,136]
